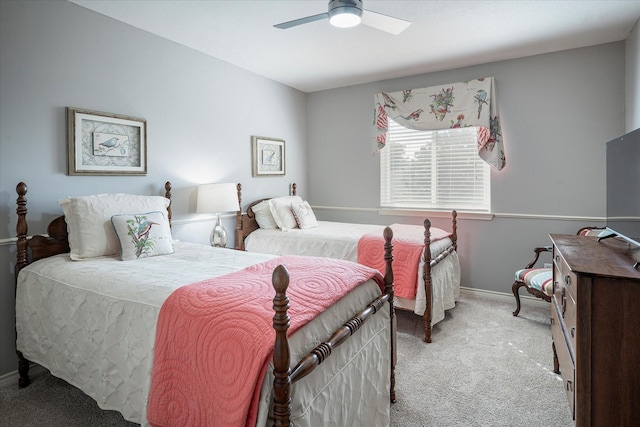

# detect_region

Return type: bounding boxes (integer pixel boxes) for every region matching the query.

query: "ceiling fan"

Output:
[274,0,411,35]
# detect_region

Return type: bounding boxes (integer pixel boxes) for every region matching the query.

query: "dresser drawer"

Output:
[553,248,578,353]
[563,288,577,353]
[554,250,577,303]
[551,301,575,419]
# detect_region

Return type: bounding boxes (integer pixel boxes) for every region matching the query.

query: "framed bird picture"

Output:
[252,135,285,177]
[67,107,147,175]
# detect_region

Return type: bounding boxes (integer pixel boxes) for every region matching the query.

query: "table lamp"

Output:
[196,183,239,247]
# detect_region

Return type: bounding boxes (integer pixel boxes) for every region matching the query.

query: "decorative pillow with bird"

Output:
[111,211,174,261]
[59,193,170,260]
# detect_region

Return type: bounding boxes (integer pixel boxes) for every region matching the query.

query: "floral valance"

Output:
[374,77,506,170]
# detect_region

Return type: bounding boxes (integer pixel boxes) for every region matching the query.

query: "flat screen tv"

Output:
[605,127,640,248]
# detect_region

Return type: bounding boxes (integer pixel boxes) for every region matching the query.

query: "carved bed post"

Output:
[290,183,297,196]
[235,183,244,250]
[422,218,433,343]
[15,182,30,387]
[164,182,172,228]
[16,182,28,278]
[451,210,458,251]
[383,226,396,403]
[272,265,292,427]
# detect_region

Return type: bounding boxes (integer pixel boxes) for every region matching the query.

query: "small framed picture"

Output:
[67,107,147,176]
[252,136,285,177]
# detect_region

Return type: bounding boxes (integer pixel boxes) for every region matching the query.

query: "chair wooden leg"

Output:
[512,281,524,317]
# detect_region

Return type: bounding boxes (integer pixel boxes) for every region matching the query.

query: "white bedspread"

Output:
[245,220,460,323]
[16,241,390,426]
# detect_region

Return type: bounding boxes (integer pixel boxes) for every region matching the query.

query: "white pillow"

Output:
[291,201,319,229]
[58,193,171,260]
[268,195,303,231]
[111,211,174,261]
[252,200,279,229]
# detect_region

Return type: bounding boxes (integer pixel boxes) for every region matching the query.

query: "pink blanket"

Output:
[147,255,384,427]
[357,223,451,299]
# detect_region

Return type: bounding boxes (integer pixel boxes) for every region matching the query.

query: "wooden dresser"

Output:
[550,234,640,426]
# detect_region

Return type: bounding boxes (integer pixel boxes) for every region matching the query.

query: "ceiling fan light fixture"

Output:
[274,0,409,34]
[329,7,362,28]
[328,0,363,28]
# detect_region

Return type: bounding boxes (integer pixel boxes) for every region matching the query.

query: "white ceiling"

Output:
[68,0,640,93]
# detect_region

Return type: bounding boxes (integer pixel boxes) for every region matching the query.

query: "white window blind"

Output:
[380,119,490,212]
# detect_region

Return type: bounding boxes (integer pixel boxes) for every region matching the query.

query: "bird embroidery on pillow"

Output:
[125,215,159,258]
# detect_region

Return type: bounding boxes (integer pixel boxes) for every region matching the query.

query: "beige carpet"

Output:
[0,291,573,426]
[391,291,573,426]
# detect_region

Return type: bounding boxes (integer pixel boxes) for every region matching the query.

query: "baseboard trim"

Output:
[459,286,550,309]
[0,363,46,388]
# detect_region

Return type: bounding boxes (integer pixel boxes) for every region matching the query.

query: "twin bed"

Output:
[235,183,461,343]
[14,181,396,426]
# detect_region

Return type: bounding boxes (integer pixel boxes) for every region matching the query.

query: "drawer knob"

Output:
[564,275,571,286]
[566,380,573,392]
[571,327,575,338]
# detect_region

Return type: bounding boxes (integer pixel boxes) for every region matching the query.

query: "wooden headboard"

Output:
[15,181,173,278]
[234,183,297,250]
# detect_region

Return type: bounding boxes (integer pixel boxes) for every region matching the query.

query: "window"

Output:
[380,119,490,212]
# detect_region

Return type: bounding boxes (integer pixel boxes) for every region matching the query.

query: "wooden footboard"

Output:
[234,182,459,344]
[272,226,396,426]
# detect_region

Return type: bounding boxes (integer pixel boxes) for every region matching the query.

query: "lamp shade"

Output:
[196,183,239,213]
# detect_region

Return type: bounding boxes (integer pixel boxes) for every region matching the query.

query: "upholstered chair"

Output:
[512,227,608,316]
[512,247,553,316]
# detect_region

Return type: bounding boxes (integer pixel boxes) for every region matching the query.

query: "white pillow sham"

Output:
[58,193,171,260]
[268,195,303,231]
[252,200,279,229]
[291,201,319,229]
[111,211,174,261]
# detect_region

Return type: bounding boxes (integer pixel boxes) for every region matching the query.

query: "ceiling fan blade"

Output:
[362,10,411,35]
[274,12,329,29]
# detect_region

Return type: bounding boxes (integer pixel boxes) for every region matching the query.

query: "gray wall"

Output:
[626,18,640,131]
[0,1,306,378]
[306,43,627,296]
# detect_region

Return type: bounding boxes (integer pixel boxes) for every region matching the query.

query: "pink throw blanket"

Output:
[147,255,384,427]
[357,223,451,299]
